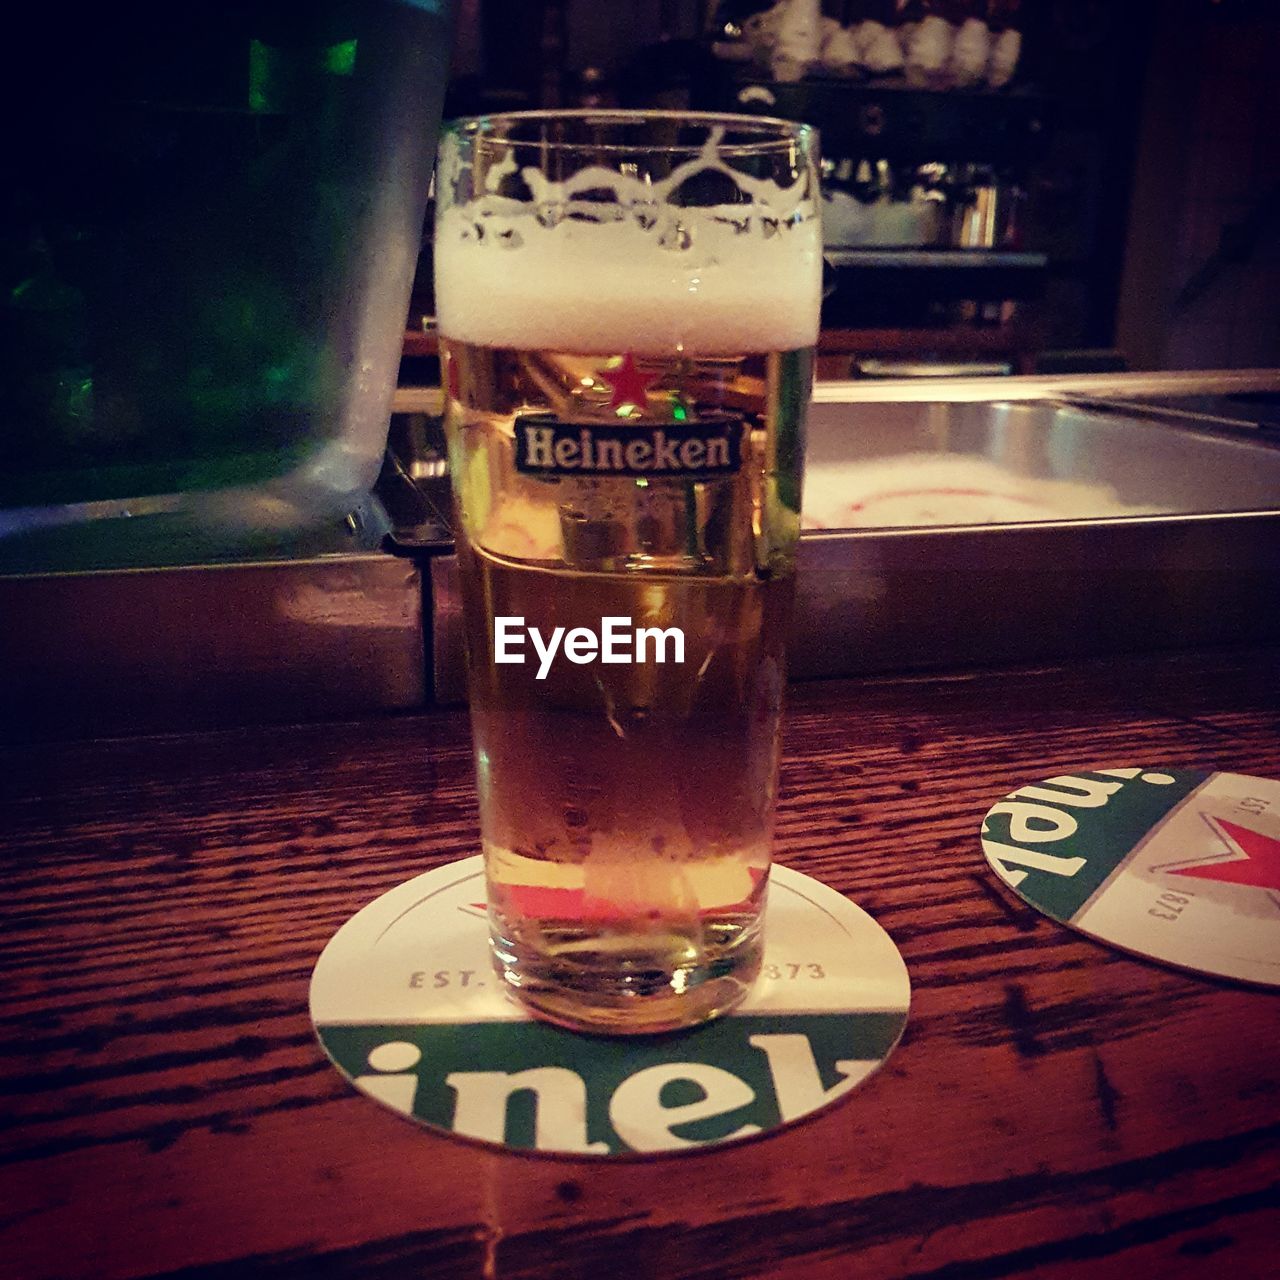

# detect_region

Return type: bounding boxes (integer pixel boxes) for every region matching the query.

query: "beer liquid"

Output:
[445,341,810,1033]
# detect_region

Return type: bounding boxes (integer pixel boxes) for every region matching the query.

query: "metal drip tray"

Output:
[787,383,1280,678]
[803,398,1279,529]
[1063,390,1280,434]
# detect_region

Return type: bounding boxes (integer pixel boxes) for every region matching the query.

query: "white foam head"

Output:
[434,130,822,356]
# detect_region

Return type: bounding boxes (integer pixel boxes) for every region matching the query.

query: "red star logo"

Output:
[1168,815,1280,891]
[600,352,655,414]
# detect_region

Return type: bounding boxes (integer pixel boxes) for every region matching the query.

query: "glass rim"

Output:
[441,109,818,156]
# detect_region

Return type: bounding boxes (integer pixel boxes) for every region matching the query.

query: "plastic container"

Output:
[1,2,452,571]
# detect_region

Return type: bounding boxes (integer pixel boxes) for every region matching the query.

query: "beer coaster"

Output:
[982,768,1280,986]
[310,858,910,1157]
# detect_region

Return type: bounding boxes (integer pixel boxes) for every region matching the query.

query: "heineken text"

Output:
[514,416,743,477]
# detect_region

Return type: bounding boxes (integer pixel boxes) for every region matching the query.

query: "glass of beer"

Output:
[435,111,821,1034]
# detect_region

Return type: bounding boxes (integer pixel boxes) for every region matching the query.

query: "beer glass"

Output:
[435,111,821,1034]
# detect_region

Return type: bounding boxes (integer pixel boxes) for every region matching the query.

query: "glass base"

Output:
[490,915,763,1036]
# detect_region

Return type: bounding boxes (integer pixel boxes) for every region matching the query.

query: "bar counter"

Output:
[3,645,1277,1279]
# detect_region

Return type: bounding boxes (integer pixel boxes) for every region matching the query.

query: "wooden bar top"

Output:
[2,647,1278,1279]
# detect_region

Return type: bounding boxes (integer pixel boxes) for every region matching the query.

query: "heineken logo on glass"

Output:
[514,414,744,478]
[982,768,1280,986]
[310,859,910,1156]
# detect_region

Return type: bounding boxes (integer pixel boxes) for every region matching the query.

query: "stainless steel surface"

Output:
[805,399,1280,517]
[1,554,426,741]
[425,387,1280,693]
[852,360,1015,379]
[813,369,1280,403]
[1055,392,1280,435]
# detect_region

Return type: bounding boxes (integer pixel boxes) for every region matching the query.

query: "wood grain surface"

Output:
[2,647,1278,1280]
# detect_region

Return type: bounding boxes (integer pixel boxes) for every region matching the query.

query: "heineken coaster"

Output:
[982,768,1280,986]
[310,858,910,1157]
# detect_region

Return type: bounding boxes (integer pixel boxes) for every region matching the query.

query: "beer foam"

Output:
[434,135,822,355]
